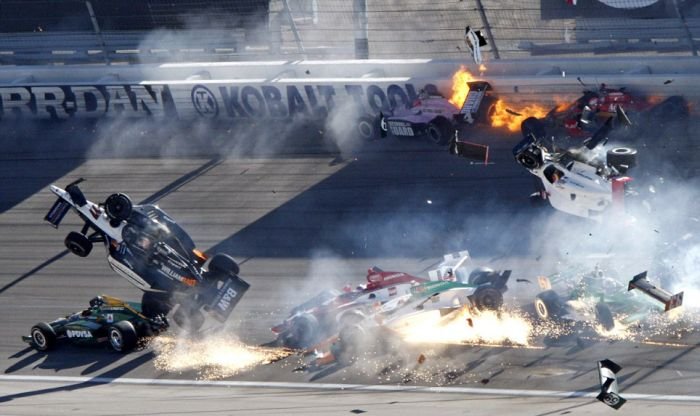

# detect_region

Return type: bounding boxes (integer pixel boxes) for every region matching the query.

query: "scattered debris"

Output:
[350,409,367,414]
[417,354,426,364]
[480,378,490,384]
[505,108,522,117]
[597,359,626,410]
[516,278,532,284]
[664,79,673,85]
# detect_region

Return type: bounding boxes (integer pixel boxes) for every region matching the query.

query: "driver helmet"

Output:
[89,296,104,308]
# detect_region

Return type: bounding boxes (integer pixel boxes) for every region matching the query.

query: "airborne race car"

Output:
[44,179,249,330]
[23,295,168,353]
[378,81,493,145]
[534,267,683,331]
[513,114,637,220]
[272,251,510,349]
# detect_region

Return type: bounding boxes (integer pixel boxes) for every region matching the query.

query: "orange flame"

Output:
[448,66,477,107]
[489,99,552,132]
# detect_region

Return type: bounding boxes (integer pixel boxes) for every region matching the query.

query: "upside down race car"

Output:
[273,251,510,349]
[378,81,492,145]
[513,115,637,220]
[44,179,249,330]
[23,295,169,353]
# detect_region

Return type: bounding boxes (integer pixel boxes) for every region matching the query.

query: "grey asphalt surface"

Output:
[1,116,700,414]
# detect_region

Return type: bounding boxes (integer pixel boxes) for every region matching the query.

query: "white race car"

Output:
[513,115,636,220]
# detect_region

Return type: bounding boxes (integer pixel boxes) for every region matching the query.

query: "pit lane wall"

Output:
[0,57,699,121]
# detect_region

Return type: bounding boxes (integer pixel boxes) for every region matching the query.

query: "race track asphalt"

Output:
[1,117,699,415]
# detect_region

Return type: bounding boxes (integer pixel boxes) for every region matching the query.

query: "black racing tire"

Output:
[471,286,503,311]
[66,184,87,207]
[468,267,496,286]
[207,253,240,276]
[426,117,452,145]
[356,115,378,141]
[104,193,133,222]
[283,313,319,349]
[521,117,546,141]
[172,305,206,332]
[108,321,138,353]
[64,231,93,257]
[140,291,172,318]
[30,322,57,352]
[336,324,369,366]
[534,290,564,321]
[595,302,615,331]
[606,147,637,171]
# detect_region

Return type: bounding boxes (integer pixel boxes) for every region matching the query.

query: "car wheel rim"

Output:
[358,121,372,138]
[109,330,123,351]
[536,301,547,318]
[32,330,46,348]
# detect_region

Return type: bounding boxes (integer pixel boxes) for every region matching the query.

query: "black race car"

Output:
[44,179,249,330]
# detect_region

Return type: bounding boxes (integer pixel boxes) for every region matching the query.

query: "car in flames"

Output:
[378,81,493,145]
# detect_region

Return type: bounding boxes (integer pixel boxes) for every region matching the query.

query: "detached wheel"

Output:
[427,118,452,145]
[471,286,503,311]
[283,314,319,349]
[534,290,564,320]
[104,193,133,222]
[606,147,637,171]
[30,322,57,351]
[65,231,93,257]
[521,117,545,141]
[468,267,496,286]
[208,253,240,276]
[356,116,377,141]
[108,321,138,353]
[595,302,615,331]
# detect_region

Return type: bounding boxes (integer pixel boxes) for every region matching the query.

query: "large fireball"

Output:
[448,66,477,107]
[490,99,552,132]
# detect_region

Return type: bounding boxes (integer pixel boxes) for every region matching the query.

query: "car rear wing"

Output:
[628,271,683,312]
[459,81,491,124]
[205,275,251,323]
[450,131,489,165]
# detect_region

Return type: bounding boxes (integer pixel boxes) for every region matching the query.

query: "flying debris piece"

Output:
[464,26,487,65]
[427,200,433,205]
[597,359,627,410]
[628,272,684,312]
[505,108,522,117]
[516,278,532,284]
[350,409,367,414]
[664,79,673,85]
[417,353,426,364]
[449,130,489,164]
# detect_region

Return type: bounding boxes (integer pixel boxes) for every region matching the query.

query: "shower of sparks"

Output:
[392,307,533,346]
[152,334,293,380]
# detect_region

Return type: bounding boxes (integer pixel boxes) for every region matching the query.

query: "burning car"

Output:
[44,179,250,331]
[272,251,509,349]
[513,114,637,220]
[378,81,493,145]
[543,84,687,138]
[534,267,683,331]
[23,295,168,353]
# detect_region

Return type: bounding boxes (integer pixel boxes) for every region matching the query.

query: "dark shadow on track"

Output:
[0,351,154,403]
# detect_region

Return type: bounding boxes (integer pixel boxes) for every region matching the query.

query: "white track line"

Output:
[1,375,699,402]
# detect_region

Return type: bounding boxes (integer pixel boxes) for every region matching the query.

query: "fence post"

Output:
[353,0,369,59]
[85,1,110,64]
[474,0,499,59]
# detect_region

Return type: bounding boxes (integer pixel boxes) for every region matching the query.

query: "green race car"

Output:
[534,266,683,330]
[23,295,169,353]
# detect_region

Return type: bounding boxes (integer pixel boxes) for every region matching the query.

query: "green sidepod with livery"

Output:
[23,295,169,353]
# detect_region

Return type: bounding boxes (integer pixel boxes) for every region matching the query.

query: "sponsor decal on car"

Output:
[217,287,239,312]
[66,329,93,338]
